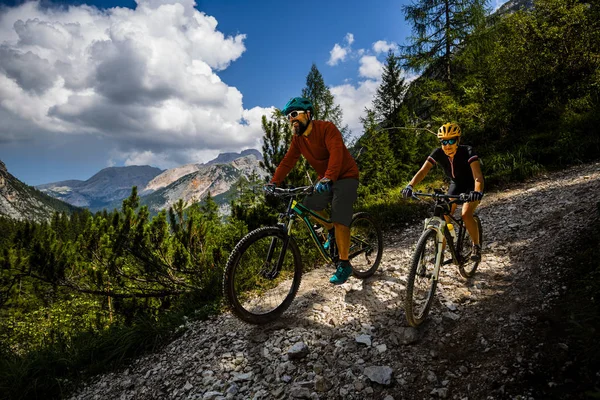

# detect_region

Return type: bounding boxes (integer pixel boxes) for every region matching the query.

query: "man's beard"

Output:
[293,119,309,135]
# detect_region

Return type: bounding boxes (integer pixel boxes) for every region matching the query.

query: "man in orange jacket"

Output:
[270,97,359,284]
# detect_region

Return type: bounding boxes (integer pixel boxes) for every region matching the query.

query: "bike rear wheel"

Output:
[405,229,439,327]
[349,212,383,279]
[458,215,483,278]
[223,227,302,324]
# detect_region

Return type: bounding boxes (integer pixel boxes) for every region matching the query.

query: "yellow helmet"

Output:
[437,123,461,139]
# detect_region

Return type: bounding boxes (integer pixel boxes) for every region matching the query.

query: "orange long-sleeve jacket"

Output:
[271,120,359,185]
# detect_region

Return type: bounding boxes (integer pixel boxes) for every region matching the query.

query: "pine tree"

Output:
[364,50,421,184]
[355,110,397,190]
[401,0,488,82]
[373,50,408,126]
[229,173,278,231]
[260,110,292,177]
[200,192,219,222]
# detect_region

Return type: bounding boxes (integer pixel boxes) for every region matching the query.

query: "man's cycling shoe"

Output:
[471,244,482,262]
[330,260,352,285]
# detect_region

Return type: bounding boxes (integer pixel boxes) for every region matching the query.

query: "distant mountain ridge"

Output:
[37,165,164,211]
[0,160,80,221]
[36,149,265,213]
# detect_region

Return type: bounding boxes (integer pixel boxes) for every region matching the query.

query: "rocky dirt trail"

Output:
[68,161,600,400]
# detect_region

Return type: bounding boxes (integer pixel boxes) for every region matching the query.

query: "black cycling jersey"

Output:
[426,145,481,194]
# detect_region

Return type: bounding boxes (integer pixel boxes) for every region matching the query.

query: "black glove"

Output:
[315,178,332,194]
[467,191,483,202]
[264,183,276,195]
[401,184,413,199]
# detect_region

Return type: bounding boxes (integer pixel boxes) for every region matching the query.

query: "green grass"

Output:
[355,185,430,230]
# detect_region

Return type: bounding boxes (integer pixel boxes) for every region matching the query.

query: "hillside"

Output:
[67,161,600,400]
[0,160,79,221]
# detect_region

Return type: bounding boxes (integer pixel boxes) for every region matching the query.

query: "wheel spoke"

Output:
[405,230,438,326]
[349,213,383,279]
[223,227,302,324]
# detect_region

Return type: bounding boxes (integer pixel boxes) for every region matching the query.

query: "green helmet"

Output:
[281,97,313,116]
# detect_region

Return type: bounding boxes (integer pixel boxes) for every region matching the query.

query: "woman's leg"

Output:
[461,201,480,245]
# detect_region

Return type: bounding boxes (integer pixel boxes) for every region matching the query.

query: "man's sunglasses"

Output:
[287,110,307,119]
[440,138,458,146]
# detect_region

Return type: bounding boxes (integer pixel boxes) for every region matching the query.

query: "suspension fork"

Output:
[440,213,463,265]
[264,219,295,279]
[423,217,446,280]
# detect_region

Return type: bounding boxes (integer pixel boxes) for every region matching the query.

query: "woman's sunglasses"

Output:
[440,138,458,146]
[287,110,307,119]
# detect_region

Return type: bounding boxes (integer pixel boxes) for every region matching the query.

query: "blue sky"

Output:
[0,0,506,186]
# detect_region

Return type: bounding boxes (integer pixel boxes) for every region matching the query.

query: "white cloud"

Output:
[372,40,398,54]
[331,79,380,139]
[327,32,354,66]
[344,32,354,45]
[358,55,383,79]
[0,0,264,167]
[122,150,172,167]
[327,44,348,66]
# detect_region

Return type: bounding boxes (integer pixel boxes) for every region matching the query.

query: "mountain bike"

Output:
[223,185,383,324]
[404,190,483,327]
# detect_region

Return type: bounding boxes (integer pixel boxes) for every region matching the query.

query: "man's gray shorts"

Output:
[302,178,359,227]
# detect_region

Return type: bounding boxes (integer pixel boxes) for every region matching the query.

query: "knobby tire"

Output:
[223,227,302,324]
[349,212,384,279]
[458,215,483,279]
[405,229,439,327]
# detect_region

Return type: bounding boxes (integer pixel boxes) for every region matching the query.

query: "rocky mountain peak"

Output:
[140,152,267,214]
[142,149,263,195]
[205,149,263,166]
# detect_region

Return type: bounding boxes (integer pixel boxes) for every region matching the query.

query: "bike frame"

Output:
[423,214,462,273]
[419,192,470,275]
[273,186,373,265]
[269,186,337,266]
[280,197,336,263]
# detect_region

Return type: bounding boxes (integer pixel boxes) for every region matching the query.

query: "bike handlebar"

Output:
[264,185,314,197]
[412,191,469,202]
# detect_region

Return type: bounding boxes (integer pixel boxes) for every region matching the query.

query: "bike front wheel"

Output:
[349,212,383,279]
[458,215,483,278]
[223,227,302,324]
[405,229,439,327]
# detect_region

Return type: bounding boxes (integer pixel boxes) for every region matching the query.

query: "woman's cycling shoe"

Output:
[471,244,482,262]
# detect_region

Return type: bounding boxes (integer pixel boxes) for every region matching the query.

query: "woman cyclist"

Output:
[402,123,484,261]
